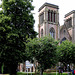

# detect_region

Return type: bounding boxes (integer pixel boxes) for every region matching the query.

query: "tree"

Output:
[26,36,58,75]
[0,0,37,75]
[2,0,37,38]
[57,40,75,69]
[0,15,13,74]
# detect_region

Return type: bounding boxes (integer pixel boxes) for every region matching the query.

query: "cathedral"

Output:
[38,2,75,43]
[19,2,75,72]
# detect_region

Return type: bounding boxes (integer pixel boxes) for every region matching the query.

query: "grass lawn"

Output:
[17,72,35,75]
[17,72,72,75]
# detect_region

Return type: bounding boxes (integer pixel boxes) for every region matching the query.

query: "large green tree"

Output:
[0,0,37,75]
[57,40,75,66]
[2,0,37,38]
[26,36,58,75]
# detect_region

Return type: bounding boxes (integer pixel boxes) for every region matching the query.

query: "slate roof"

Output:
[65,10,75,18]
[39,2,59,11]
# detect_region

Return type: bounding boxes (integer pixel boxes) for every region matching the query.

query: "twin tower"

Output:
[38,2,75,43]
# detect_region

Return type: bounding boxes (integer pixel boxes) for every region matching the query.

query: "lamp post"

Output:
[67,64,71,75]
[56,64,58,75]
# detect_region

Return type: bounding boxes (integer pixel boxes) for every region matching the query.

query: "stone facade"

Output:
[60,10,75,43]
[38,2,59,40]
[38,2,75,43]
[19,3,75,73]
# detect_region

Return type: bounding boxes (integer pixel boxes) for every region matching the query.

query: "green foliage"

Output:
[57,40,75,64]
[1,0,37,38]
[0,0,37,74]
[26,36,58,75]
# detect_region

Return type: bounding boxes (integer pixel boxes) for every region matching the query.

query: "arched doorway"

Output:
[60,37,67,43]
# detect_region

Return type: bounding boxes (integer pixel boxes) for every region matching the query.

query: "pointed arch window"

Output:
[48,10,50,21]
[51,11,53,22]
[63,30,66,35]
[54,12,56,22]
[60,37,67,43]
[40,13,44,24]
[41,29,43,37]
[50,28,55,39]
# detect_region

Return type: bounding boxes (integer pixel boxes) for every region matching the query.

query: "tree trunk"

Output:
[23,62,25,72]
[9,64,17,75]
[40,68,43,75]
[35,66,36,75]
[67,64,71,75]
[4,63,17,75]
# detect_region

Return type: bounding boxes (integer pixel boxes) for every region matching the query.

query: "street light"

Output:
[67,64,71,75]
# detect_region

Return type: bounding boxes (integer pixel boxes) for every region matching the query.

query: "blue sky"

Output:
[32,0,75,32]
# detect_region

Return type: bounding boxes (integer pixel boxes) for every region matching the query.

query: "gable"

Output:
[60,25,72,41]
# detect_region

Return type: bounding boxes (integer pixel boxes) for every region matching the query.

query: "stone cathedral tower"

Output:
[60,10,75,43]
[38,3,59,40]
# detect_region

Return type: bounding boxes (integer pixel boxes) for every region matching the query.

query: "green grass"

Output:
[0,74,9,75]
[43,72,72,75]
[17,72,72,75]
[17,72,35,75]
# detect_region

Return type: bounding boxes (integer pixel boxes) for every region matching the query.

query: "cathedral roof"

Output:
[60,25,72,40]
[39,2,59,11]
[65,10,75,18]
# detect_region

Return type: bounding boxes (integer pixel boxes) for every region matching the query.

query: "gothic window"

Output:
[48,10,56,23]
[54,12,56,22]
[63,30,66,35]
[40,13,44,24]
[50,28,55,39]
[48,10,50,21]
[69,18,72,27]
[41,29,43,37]
[66,17,72,29]
[60,37,67,43]
[51,11,53,22]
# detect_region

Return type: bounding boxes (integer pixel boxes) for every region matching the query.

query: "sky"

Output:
[0,0,75,33]
[32,0,75,32]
